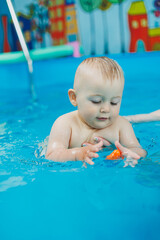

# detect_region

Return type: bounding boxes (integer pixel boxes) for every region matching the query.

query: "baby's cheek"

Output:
[112,107,120,117]
[79,103,96,119]
[87,105,98,118]
[86,105,97,116]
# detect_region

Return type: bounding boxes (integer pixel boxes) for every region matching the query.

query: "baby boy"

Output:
[46,57,148,165]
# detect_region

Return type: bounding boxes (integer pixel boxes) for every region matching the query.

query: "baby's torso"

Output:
[68,112,120,148]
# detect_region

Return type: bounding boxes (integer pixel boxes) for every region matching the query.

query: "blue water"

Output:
[0,52,160,240]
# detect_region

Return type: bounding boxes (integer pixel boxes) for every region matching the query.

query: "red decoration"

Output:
[49,3,66,45]
[128,13,151,52]
[154,10,160,17]
[2,15,11,53]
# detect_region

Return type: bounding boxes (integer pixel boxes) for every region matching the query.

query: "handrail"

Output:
[6,0,37,100]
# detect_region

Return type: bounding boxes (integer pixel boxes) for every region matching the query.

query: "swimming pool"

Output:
[0,52,160,240]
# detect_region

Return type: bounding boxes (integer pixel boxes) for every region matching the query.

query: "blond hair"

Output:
[74,56,124,89]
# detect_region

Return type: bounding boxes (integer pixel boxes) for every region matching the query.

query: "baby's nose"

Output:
[100,103,110,113]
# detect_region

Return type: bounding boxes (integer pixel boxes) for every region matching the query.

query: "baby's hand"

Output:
[94,137,111,146]
[82,137,111,148]
[77,141,103,165]
[115,141,140,167]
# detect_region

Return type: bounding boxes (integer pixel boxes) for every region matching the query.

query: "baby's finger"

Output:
[130,152,140,160]
[115,141,125,152]
[85,157,94,165]
[132,159,138,166]
[95,140,103,149]
[123,162,129,168]
[81,142,93,147]
[94,137,111,146]
[88,152,99,159]
[130,161,137,168]
[90,141,103,152]
[82,162,87,168]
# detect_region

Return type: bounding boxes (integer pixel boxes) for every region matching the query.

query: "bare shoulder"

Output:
[51,111,77,129]
[48,111,77,143]
[54,111,76,124]
[116,115,136,135]
[46,112,78,156]
[117,115,132,128]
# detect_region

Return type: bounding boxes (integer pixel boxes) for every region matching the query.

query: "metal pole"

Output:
[6,0,37,101]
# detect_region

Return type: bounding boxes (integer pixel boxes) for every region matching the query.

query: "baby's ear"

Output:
[68,89,77,106]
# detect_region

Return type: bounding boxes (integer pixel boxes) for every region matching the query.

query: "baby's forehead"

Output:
[76,78,124,99]
[75,71,123,89]
[78,57,123,77]
[75,63,123,86]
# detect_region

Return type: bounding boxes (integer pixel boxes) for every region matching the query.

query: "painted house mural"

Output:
[0,0,160,55]
[0,0,79,55]
[49,0,66,45]
[128,1,160,52]
[77,0,160,54]
[66,3,78,42]
[128,1,150,52]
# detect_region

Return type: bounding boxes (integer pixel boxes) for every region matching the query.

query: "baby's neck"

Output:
[76,111,94,130]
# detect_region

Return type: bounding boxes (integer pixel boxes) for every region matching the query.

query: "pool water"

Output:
[0,53,160,240]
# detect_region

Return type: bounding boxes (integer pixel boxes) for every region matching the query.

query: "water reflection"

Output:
[0,176,27,192]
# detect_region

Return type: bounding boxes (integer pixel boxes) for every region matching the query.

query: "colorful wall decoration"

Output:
[0,0,160,55]
[0,0,80,56]
[128,1,160,52]
[77,0,160,54]
[11,13,33,51]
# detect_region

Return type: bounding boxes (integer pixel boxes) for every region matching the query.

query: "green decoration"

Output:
[80,0,102,12]
[0,46,73,64]
[108,0,126,3]
[153,43,160,51]
[99,0,112,11]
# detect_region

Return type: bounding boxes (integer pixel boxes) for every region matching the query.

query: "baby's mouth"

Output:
[96,117,109,121]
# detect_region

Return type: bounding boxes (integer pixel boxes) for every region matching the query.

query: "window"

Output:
[141,19,147,27]
[132,20,139,29]
[60,39,64,45]
[58,21,63,31]
[57,8,62,17]
[68,34,77,42]
[51,23,56,31]
[25,31,31,42]
[67,16,71,21]
[50,10,54,18]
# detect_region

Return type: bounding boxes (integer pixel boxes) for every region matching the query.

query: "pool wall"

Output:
[0,51,159,91]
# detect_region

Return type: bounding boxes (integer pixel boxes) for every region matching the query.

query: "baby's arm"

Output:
[46,116,103,165]
[124,110,160,123]
[118,118,147,158]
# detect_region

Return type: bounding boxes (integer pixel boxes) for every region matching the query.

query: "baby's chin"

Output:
[89,120,113,129]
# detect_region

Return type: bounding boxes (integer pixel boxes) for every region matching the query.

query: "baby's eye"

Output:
[91,100,101,104]
[111,102,118,106]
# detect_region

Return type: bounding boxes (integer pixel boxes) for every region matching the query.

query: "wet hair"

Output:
[74,56,124,89]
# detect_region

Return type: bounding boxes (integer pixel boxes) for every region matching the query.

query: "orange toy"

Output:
[106,149,123,160]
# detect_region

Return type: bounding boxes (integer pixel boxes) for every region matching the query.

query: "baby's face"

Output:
[75,75,124,129]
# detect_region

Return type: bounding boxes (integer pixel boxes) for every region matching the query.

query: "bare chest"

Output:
[69,124,119,148]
